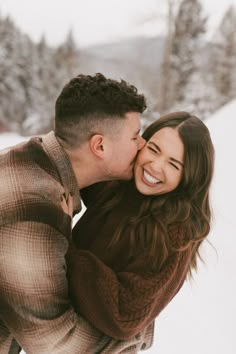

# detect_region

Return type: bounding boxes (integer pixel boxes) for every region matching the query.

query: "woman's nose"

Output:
[152,157,165,174]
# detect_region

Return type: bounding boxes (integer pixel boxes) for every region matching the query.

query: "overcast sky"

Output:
[1,0,235,47]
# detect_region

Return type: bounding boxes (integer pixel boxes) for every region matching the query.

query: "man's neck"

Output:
[64,147,104,189]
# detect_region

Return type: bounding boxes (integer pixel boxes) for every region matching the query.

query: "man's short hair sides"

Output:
[55,73,146,148]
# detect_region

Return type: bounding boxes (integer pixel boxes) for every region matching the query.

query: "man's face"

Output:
[105,112,145,180]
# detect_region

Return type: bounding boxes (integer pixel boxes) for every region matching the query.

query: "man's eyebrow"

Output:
[148,141,184,167]
[134,128,141,135]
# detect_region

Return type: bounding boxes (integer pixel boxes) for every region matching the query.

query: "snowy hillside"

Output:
[0,101,235,353]
[145,100,236,354]
[0,133,29,150]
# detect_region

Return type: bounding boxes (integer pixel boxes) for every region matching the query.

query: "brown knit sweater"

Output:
[66,182,191,341]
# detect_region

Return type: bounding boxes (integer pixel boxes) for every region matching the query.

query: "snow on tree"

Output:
[0,13,80,135]
[0,5,235,134]
[158,0,207,114]
[0,16,27,132]
[210,5,236,108]
[23,35,58,135]
[54,30,79,86]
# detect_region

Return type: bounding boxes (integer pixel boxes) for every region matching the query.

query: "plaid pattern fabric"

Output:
[0,132,153,353]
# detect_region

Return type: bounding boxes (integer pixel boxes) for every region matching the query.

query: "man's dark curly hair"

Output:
[55,73,146,148]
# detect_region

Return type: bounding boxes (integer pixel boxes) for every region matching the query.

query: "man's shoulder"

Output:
[0,138,71,236]
[0,136,64,200]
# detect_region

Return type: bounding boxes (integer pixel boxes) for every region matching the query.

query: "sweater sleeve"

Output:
[66,240,191,340]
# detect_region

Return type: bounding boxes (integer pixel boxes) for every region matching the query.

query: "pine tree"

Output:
[210,5,236,107]
[158,0,206,113]
[0,14,80,135]
[0,16,29,131]
[54,30,79,81]
[158,0,177,113]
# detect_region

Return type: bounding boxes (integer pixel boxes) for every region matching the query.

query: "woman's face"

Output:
[134,127,184,195]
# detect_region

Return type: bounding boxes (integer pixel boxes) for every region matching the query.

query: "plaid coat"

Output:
[0,132,154,354]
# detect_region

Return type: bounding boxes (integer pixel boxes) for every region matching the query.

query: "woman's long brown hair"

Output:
[100,112,215,275]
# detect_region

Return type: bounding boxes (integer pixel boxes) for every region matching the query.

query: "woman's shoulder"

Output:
[80,180,134,207]
[80,181,115,206]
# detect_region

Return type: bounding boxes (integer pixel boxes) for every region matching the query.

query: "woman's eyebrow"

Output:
[148,141,184,167]
[148,141,161,152]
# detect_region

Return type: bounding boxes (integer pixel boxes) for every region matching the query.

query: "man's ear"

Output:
[89,134,105,158]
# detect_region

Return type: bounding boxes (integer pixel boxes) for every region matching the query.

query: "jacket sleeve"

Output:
[0,221,144,354]
[66,240,191,340]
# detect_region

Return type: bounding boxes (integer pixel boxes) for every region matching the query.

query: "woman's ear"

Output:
[89,134,105,158]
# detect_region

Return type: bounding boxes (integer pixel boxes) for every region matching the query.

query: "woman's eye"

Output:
[170,162,179,170]
[147,146,157,153]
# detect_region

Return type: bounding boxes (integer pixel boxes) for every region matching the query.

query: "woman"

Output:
[66,111,214,342]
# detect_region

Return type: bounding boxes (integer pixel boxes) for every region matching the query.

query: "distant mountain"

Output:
[78,36,165,110]
[0,9,231,136]
[81,36,164,68]
[0,11,164,135]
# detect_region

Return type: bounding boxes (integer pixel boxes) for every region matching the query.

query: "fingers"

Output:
[60,195,68,214]
[60,193,74,218]
[67,193,74,218]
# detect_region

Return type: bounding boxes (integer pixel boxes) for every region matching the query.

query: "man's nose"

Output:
[137,136,146,150]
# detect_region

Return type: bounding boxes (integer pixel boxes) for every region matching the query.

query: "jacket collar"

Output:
[42,131,81,214]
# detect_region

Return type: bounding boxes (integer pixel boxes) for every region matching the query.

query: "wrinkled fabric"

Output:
[0,133,151,353]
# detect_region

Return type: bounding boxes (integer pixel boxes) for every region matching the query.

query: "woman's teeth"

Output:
[143,170,160,184]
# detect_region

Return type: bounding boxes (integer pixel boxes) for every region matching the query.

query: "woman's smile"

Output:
[142,169,162,186]
[134,127,184,195]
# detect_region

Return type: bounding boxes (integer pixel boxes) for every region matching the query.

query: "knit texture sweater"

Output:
[67,182,191,341]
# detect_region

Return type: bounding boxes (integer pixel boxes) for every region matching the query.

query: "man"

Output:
[0,74,153,353]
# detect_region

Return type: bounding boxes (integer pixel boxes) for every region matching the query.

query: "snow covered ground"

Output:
[145,101,236,354]
[1,101,235,353]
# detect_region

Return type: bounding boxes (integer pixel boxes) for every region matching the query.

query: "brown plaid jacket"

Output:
[0,132,154,354]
